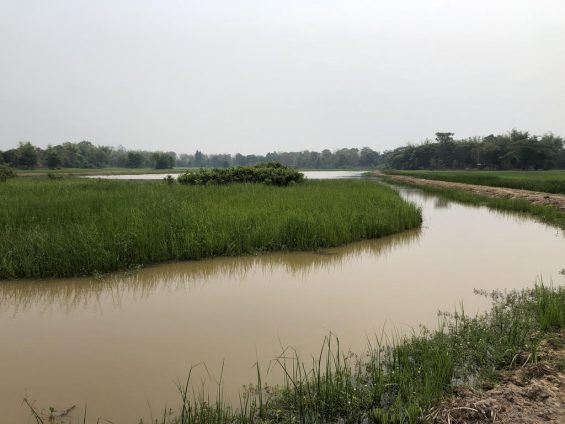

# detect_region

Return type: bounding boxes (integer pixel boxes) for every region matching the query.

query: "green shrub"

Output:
[178,162,304,186]
[0,166,16,182]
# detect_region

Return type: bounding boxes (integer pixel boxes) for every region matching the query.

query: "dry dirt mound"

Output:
[379,173,565,212]
[427,334,565,424]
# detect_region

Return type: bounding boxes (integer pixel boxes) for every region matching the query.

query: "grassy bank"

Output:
[0,178,421,279]
[385,170,565,194]
[162,284,563,424]
[382,177,565,229]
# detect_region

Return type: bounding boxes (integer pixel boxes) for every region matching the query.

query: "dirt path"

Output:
[426,333,565,424]
[376,172,565,212]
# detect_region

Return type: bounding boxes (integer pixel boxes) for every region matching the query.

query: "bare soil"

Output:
[426,333,565,424]
[378,173,565,212]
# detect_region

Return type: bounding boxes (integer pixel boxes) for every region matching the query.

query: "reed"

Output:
[0,178,421,279]
[169,284,564,424]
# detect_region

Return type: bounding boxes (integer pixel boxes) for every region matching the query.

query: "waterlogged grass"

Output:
[0,178,421,279]
[385,169,565,194]
[167,285,564,424]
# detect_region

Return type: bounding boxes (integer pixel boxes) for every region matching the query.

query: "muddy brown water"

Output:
[1,182,564,423]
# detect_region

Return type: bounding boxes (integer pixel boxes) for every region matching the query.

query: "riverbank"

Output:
[379,172,565,211]
[428,331,565,423]
[382,169,565,195]
[21,285,565,423]
[377,172,565,229]
[0,178,421,279]
[163,284,563,423]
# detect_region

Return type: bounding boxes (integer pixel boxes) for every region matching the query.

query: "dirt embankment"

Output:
[377,172,565,212]
[427,334,565,424]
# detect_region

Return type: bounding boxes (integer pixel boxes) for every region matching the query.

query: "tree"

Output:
[16,142,38,169]
[127,152,145,168]
[46,147,62,169]
[193,150,206,167]
[435,132,454,143]
[359,147,380,167]
[153,152,175,169]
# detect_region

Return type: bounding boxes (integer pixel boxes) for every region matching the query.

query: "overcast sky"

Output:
[1,1,564,154]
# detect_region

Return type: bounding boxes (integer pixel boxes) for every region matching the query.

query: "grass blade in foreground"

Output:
[171,284,564,424]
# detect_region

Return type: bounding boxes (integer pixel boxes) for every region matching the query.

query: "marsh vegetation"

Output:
[166,285,564,424]
[59,284,558,424]
[0,178,421,279]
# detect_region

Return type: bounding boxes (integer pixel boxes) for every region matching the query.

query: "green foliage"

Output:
[0,166,16,182]
[386,170,565,194]
[46,147,62,169]
[164,175,176,186]
[170,285,564,424]
[0,179,421,279]
[153,152,176,169]
[127,151,145,168]
[3,142,40,169]
[381,130,565,170]
[177,163,305,186]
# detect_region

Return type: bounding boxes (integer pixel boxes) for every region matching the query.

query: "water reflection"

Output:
[0,228,421,315]
[2,184,563,424]
[395,185,564,236]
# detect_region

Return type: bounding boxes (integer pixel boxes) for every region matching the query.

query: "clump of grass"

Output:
[178,163,304,186]
[0,178,421,279]
[169,284,564,424]
[385,169,565,194]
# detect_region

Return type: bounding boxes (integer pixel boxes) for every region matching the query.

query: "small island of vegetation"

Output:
[0,170,421,279]
[177,162,305,186]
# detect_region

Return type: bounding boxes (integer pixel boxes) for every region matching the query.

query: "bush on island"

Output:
[177,162,304,186]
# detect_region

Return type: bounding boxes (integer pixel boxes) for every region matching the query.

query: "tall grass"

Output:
[385,170,565,194]
[0,178,421,279]
[169,285,564,424]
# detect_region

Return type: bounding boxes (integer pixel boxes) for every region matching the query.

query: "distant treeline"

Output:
[1,129,564,170]
[0,141,380,170]
[0,141,178,170]
[381,130,565,170]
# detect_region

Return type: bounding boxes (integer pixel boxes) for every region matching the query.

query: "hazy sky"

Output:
[1,1,564,154]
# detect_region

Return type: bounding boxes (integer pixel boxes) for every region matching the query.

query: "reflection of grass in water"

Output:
[392,182,565,230]
[0,228,421,315]
[0,179,421,279]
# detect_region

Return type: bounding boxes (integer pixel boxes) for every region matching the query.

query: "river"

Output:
[1,174,563,423]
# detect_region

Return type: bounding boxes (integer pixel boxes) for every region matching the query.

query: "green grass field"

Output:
[0,178,421,279]
[385,170,565,194]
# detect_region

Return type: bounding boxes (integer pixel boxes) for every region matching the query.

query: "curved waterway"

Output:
[1,180,564,423]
